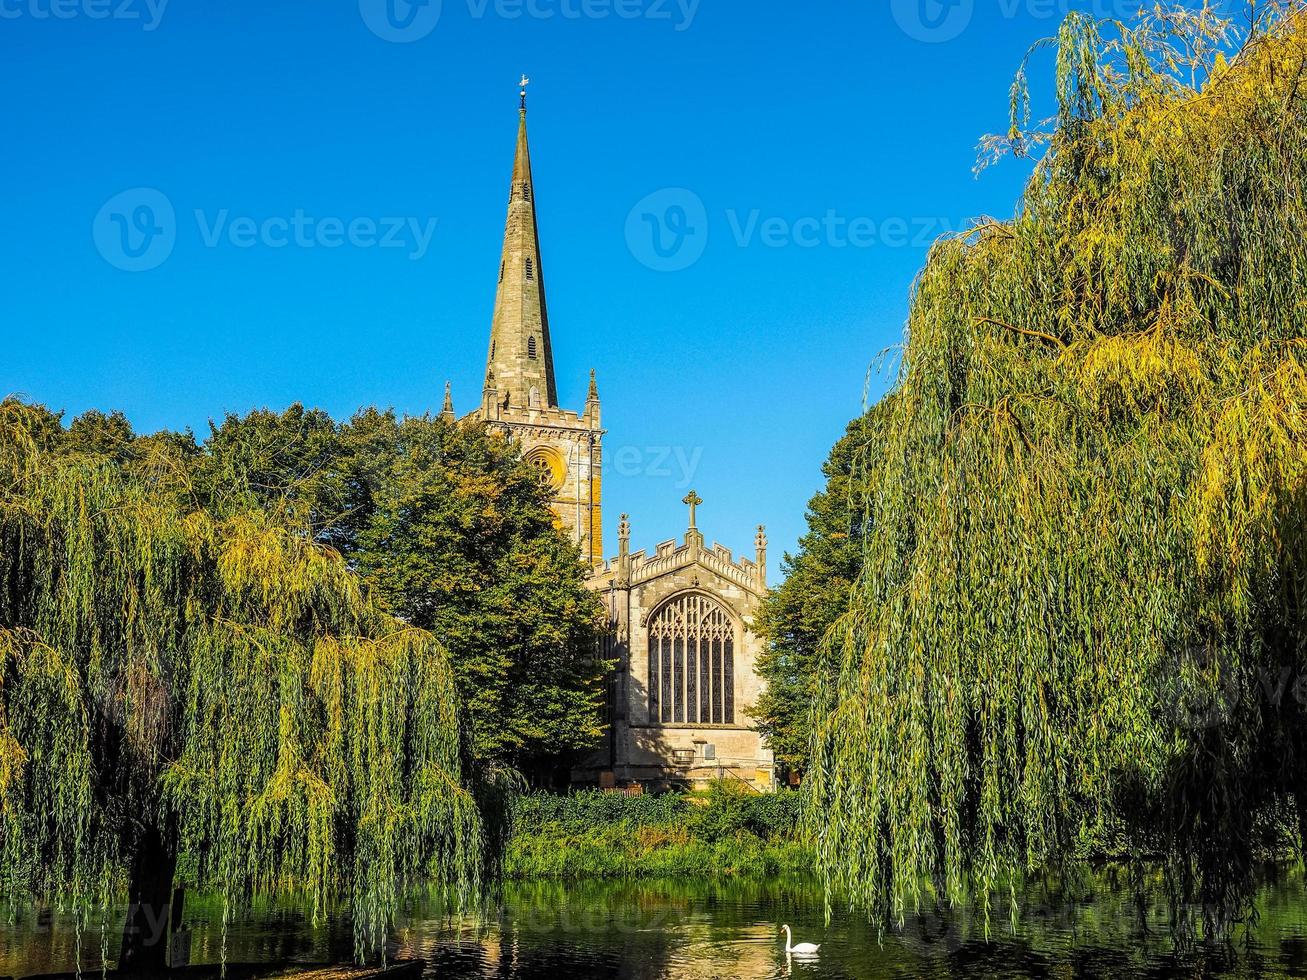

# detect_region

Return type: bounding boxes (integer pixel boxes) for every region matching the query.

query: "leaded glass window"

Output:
[647,594,736,725]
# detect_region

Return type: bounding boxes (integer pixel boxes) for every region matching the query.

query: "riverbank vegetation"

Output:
[505,785,809,880]
[808,2,1307,944]
[0,400,608,966]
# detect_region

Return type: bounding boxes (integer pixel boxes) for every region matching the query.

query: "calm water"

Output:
[7,873,1307,978]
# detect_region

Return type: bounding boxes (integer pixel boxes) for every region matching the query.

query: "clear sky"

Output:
[0,0,1139,576]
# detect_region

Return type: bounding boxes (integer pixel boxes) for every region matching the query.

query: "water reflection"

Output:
[6,873,1307,978]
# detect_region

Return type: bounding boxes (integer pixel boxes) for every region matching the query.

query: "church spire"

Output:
[485,78,557,411]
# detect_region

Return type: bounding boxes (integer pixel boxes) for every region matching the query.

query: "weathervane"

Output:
[519,74,530,110]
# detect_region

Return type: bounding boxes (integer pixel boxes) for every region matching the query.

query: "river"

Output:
[6,873,1307,978]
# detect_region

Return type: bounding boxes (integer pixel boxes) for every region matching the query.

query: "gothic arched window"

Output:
[525,257,534,281]
[528,335,538,359]
[648,593,736,726]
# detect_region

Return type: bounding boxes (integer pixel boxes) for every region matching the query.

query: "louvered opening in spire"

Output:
[485,108,557,411]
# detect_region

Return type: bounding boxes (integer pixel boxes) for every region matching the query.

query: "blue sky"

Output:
[0,0,1142,576]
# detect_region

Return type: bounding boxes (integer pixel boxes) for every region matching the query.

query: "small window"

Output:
[528,336,538,359]
[522,181,532,202]
[525,257,534,281]
[499,261,504,283]
[491,342,496,359]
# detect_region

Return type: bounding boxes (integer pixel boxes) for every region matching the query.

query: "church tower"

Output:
[472,81,604,565]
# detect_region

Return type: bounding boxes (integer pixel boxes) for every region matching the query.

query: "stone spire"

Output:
[585,368,601,425]
[485,90,557,412]
[755,525,768,590]
[441,381,455,420]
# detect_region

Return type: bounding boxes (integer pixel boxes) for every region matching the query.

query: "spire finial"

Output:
[587,369,599,401]
[519,74,530,111]
[441,381,455,419]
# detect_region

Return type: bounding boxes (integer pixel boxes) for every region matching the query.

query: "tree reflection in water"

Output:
[7,872,1307,978]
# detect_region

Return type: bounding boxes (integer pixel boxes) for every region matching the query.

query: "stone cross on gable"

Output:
[682,490,703,530]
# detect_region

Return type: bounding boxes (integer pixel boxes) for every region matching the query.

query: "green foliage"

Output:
[513,788,688,828]
[808,5,1307,942]
[505,786,808,879]
[753,411,878,772]
[0,399,484,962]
[196,406,611,770]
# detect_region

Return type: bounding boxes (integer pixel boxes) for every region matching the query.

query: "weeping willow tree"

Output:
[809,3,1307,942]
[0,399,486,970]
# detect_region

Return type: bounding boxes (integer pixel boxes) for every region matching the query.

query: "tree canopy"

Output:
[0,400,485,966]
[196,406,610,773]
[808,5,1307,941]
[754,410,876,774]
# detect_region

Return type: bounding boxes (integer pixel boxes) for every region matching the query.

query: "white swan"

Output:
[781,924,821,955]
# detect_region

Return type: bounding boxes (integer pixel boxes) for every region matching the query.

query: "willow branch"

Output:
[974,316,1066,348]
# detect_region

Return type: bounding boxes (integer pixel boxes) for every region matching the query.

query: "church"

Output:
[445,86,776,792]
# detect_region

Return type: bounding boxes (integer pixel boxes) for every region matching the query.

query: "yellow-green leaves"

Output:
[808,6,1307,941]
[0,406,485,963]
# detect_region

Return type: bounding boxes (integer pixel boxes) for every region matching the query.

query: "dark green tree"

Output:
[753,409,877,774]
[340,412,610,775]
[198,406,610,775]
